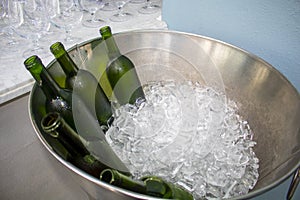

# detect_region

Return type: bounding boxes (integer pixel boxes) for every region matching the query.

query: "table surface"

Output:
[0,1,167,105]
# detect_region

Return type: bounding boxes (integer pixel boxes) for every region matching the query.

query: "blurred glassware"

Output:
[41,0,64,43]
[109,0,133,22]
[79,0,105,28]
[1,0,23,37]
[0,0,24,59]
[129,0,145,4]
[101,0,118,11]
[0,0,7,19]
[0,0,26,55]
[12,0,51,58]
[138,0,160,14]
[0,0,8,33]
[49,0,83,45]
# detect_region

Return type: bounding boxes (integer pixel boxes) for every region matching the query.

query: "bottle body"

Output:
[99,26,145,106]
[72,70,113,129]
[106,55,145,105]
[50,42,113,128]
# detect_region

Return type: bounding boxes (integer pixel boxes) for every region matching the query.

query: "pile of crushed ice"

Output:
[106,81,259,199]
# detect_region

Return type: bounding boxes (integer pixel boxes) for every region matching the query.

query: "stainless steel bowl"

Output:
[29,30,300,199]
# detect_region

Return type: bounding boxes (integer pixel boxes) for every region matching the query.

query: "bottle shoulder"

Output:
[71,69,101,90]
[58,88,73,104]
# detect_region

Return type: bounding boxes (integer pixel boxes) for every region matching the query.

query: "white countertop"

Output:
[0,1,167,104]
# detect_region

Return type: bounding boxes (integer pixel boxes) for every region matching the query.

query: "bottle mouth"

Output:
[24,55,40,69]
[100,26,112,39]
[50,42,65,58]
[100,169,116,184]
[100,26,111,34]
[41,112,61,138]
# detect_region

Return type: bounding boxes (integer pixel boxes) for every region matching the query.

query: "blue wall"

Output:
[162,0,300,92]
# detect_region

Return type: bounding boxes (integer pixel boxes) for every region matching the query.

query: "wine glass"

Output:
[1,0,23,45]
[49,0,83,45]
[138,0,160,14]
[40,0,65,43]
[79,0,105,28]
[0,0,7,19]
[12,0,51,58]
[101,0,118,11]
[109,0,133,22]
[0,0,24,57]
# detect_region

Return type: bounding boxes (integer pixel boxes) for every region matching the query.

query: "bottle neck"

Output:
[100,27,121,59]
[39,67,64,99]
[105,36,121,58]
[25,56,62,100]
[50,42,78,78]
[57,52,78,78]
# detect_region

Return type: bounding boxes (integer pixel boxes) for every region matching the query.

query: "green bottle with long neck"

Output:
[24,55,75,130]
[99,26,145,106]
[100,169,194,199]
[41,112,112,178]
[50,42,113,128]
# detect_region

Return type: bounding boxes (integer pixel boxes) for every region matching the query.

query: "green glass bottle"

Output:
[41,112,112,178]
[24,55,75,130]
[99,26,145,106]
[50,42,113,128]
[100,169,194,200]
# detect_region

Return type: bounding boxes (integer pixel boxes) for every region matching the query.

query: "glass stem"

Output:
[117,6,124,17]
[146,0,152,7]
[32,37,40,49]
[65,26,72,42]
[91,12,95,21]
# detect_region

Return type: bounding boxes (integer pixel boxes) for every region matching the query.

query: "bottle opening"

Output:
[41,112,61,137]
[24,55,40,69]
[100,169,114,184]
[99,26,112,39]
[144,178,167,196]
[50,42,65,58]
